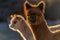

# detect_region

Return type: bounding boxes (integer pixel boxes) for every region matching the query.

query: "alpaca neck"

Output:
[30,16,52,40]
[17,21,34,40]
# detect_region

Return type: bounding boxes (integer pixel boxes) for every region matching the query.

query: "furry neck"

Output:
[29,15,52,40]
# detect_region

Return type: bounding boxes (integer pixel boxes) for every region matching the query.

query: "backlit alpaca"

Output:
[24,1,60,40]
[9,14,34,40]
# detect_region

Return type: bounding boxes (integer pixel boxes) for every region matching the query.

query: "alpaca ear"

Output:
[10,15,14,18]
[10,14,17,18]
[38,3,43,10]
[24,1,32,10]
[38,1,46,13]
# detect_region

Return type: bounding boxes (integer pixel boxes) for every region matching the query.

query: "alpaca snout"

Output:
[9,24,17,31]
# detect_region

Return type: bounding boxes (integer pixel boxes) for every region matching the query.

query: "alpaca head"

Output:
[24,1,46,25]
[9,14,26,31]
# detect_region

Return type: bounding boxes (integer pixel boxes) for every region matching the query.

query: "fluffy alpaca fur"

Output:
[24,1,60,40]
[9,14,34,40]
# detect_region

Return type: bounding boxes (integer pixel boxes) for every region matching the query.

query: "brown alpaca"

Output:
[9,14,34,40]
[24,1,60,40]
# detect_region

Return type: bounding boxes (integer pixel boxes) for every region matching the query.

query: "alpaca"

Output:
[9,14,34,40]
[24,1,60,40]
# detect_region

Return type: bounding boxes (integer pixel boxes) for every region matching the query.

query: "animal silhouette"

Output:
[24,1,60,40]
[9,14,34,40]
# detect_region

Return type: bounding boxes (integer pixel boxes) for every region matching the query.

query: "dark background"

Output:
[0,0,60,40]
[0,0,60,21]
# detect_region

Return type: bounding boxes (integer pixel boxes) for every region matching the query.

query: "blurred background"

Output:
[0,0,60,40]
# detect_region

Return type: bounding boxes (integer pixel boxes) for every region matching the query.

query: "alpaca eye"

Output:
[14,21,17,24]
[29,13,36,23]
